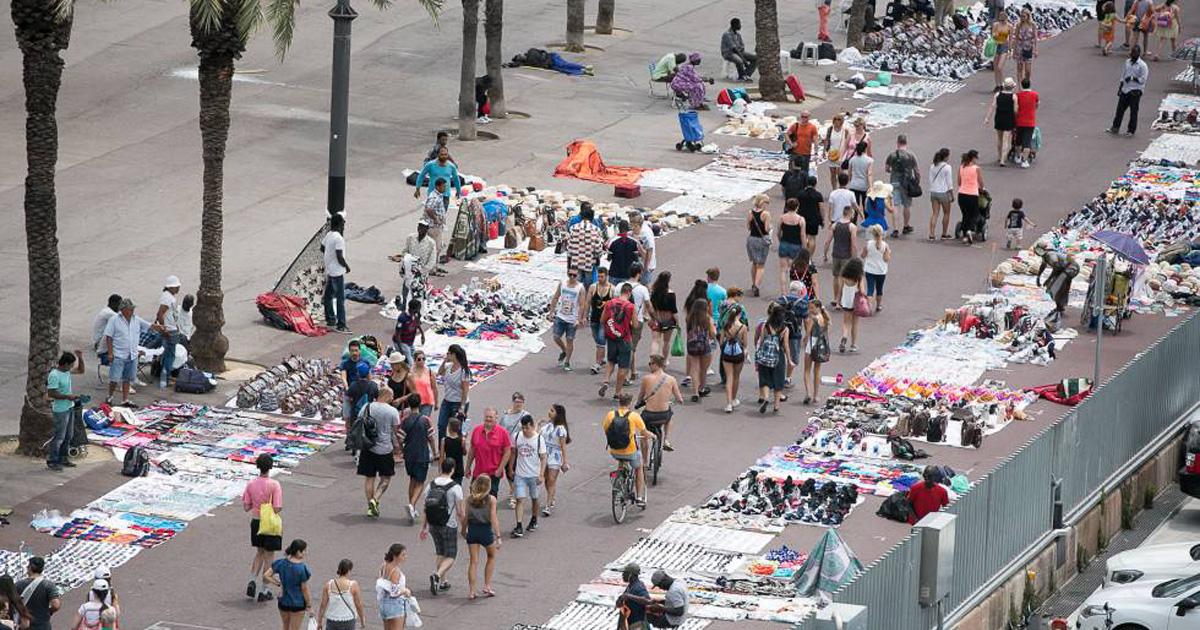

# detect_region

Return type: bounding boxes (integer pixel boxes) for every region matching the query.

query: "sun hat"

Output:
[867,181,893,199]
[387,352,407,365]
[164,275,181,288]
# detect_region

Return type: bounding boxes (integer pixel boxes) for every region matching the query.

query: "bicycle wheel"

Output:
[649,428,663,486]
[612,469,629,524]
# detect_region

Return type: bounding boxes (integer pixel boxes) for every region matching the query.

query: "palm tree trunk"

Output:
[12,0,72,455]
[484,0,506,119]
[755,0,786,101]
[847,0,867,49]
[190,56,232,373]
[565,0,585,52]
[595,0,615,34]
[459,0,480,140]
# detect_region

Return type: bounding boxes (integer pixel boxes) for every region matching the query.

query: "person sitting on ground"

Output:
[906,466,950,524]
[424,131,454,164]
[670,53,714,110]
[651,52,687,83]
[625,570,687,629]
[721,18,758,81]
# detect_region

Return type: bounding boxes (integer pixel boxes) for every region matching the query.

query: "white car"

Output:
[1077,573,1200,630]
[1105,543,1200,587]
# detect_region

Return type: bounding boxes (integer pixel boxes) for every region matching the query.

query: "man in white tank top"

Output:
[549,271,588,372]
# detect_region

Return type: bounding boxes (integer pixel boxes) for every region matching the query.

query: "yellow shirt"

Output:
[603,408,646,456]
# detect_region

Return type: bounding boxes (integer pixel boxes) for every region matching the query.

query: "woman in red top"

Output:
[906,468,950,524]
[1014,78,1039,168]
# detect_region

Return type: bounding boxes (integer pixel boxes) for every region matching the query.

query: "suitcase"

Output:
[615,184,641,199]
[785,74,806,102]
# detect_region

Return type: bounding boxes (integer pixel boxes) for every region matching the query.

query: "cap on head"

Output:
[94,566,111,580]
[418,219,430,228]
[1003,77,1016,90]
[623,563,641,581]
[92,579,110,592]
[164,275,181,288]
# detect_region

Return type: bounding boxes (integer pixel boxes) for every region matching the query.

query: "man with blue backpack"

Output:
[775,281,810,389]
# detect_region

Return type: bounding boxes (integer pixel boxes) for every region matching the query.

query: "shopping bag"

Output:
[406,596,424,627]
[258,503,283,537]
[983,36,997,58]
[306,615,318,630]
[853,291,872,318]
[670,332,685,357]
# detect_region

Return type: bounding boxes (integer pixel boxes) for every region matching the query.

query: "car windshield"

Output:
[1153,574,1200,598]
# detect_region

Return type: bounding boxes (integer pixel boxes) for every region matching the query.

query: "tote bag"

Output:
[258,503,283,537]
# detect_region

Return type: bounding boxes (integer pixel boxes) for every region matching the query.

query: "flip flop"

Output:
[483,588,496,598]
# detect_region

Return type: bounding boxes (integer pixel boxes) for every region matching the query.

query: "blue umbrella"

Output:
[1090,230,1150,265]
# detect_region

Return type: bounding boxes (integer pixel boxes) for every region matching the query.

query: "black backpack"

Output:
[877,493,915,522]
[122,445,150,477]
[605,410,632,450]
[345,405,380,452]
[424,481,455,527]
[174,367,214,394]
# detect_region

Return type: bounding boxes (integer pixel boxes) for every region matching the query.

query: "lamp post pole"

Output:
[1093,254,1107,387]
[327,0,357,217]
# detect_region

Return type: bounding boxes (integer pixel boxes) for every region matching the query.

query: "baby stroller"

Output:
[954,188,991,242]
[675,109,704,152]
[1006,126,1041,166]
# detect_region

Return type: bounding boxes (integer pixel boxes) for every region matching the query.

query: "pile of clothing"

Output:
[706,470,863,527]
[234,356,345,419]
[422,282,551,338]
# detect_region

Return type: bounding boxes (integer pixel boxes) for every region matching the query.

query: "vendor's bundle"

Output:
[235,356,343,419]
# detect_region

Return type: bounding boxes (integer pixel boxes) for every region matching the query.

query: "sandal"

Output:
[928,235,935,241]
[483,588,496,598]
[941,233,952,240]
[838,338,846,354]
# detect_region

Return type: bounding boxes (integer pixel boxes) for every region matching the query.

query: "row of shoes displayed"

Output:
[422,282,552,338]
[235,356,344,419]
[705,470,861,526]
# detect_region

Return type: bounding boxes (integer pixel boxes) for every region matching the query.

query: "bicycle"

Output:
[645,423,665,487]
[611,437,649,524]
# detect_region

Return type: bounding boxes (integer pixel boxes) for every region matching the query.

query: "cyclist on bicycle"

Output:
[603,393,654,506]
[636,354,683,452]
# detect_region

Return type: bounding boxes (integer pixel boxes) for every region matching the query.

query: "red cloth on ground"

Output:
[906,482,950,524]
[1028,383,1091,406]
[255,292,327,337]
[553,140,648,186]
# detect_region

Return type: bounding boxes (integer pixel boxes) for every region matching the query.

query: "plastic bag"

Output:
[306,615,318,630]
[670,332,685,357]
[258,503,283,537]
[983,36,997,58]
[406,596,424,627]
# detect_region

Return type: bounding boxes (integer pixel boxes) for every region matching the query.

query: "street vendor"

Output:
[651,52,687,83]
[1034,244,1080,324]
[669,53,713,110]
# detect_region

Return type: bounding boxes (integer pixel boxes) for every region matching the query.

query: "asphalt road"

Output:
[0,0,1195,629]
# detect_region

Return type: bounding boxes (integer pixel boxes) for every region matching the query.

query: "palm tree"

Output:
[483,0,505,118]
[11,0,72,455]
[459,0,480,139]
[565,0,584,52]
[595,0,614,34]
[847,0,867,49]
[186,0,442,374]
[755,0,785,101]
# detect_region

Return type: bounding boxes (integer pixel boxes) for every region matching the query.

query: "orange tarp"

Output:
[552,140,649,186]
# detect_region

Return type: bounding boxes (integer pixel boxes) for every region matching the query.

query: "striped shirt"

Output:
[566,221,604,273]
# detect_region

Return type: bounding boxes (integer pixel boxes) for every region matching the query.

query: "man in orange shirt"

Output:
[786,111,820,178]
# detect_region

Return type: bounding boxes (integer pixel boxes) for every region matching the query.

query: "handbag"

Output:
[810,332,830,363]
[258,503,283,537]
[853,291,872,318]
[670,332,685,357]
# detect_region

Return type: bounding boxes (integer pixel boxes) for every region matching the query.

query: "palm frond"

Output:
[50,0,74,23]
[191,0,226,34]
[235,0,266,42]
[266,0,298,59]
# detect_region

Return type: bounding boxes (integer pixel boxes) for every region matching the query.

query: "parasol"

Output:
[1089,230,1150,265]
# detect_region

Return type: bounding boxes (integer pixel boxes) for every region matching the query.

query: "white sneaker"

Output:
[477,116,491,125]
[407,504,418,522]
[1019,160,1030,169]
[724,404,733,413]
[732,398,741,408]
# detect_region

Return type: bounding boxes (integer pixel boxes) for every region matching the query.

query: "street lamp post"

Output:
[327,0,357,217]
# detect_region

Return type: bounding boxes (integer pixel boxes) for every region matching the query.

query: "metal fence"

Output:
[814,312,1200,630]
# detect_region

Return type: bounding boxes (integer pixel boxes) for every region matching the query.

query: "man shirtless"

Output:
[636,354,684,452]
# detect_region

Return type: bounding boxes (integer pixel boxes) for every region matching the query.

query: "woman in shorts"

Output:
[838,258,866,353]
[719,293,749,414]
[539,404,571,516]
[464,475,501,599]
[928,148,954,240]
[745,194,772,297]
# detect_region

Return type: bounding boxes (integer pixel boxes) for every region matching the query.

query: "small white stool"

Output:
[722,59,738,80]
[779,49,794,75]
[800,43,819,66]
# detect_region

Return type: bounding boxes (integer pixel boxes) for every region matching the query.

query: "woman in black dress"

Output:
[986,77,1019,166]
[647,272,679,360]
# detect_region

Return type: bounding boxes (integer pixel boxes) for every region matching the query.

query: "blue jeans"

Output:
[437,400,464,441]
[159,331,177,387]
[47,409,73,465]
[323,275,346,328]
